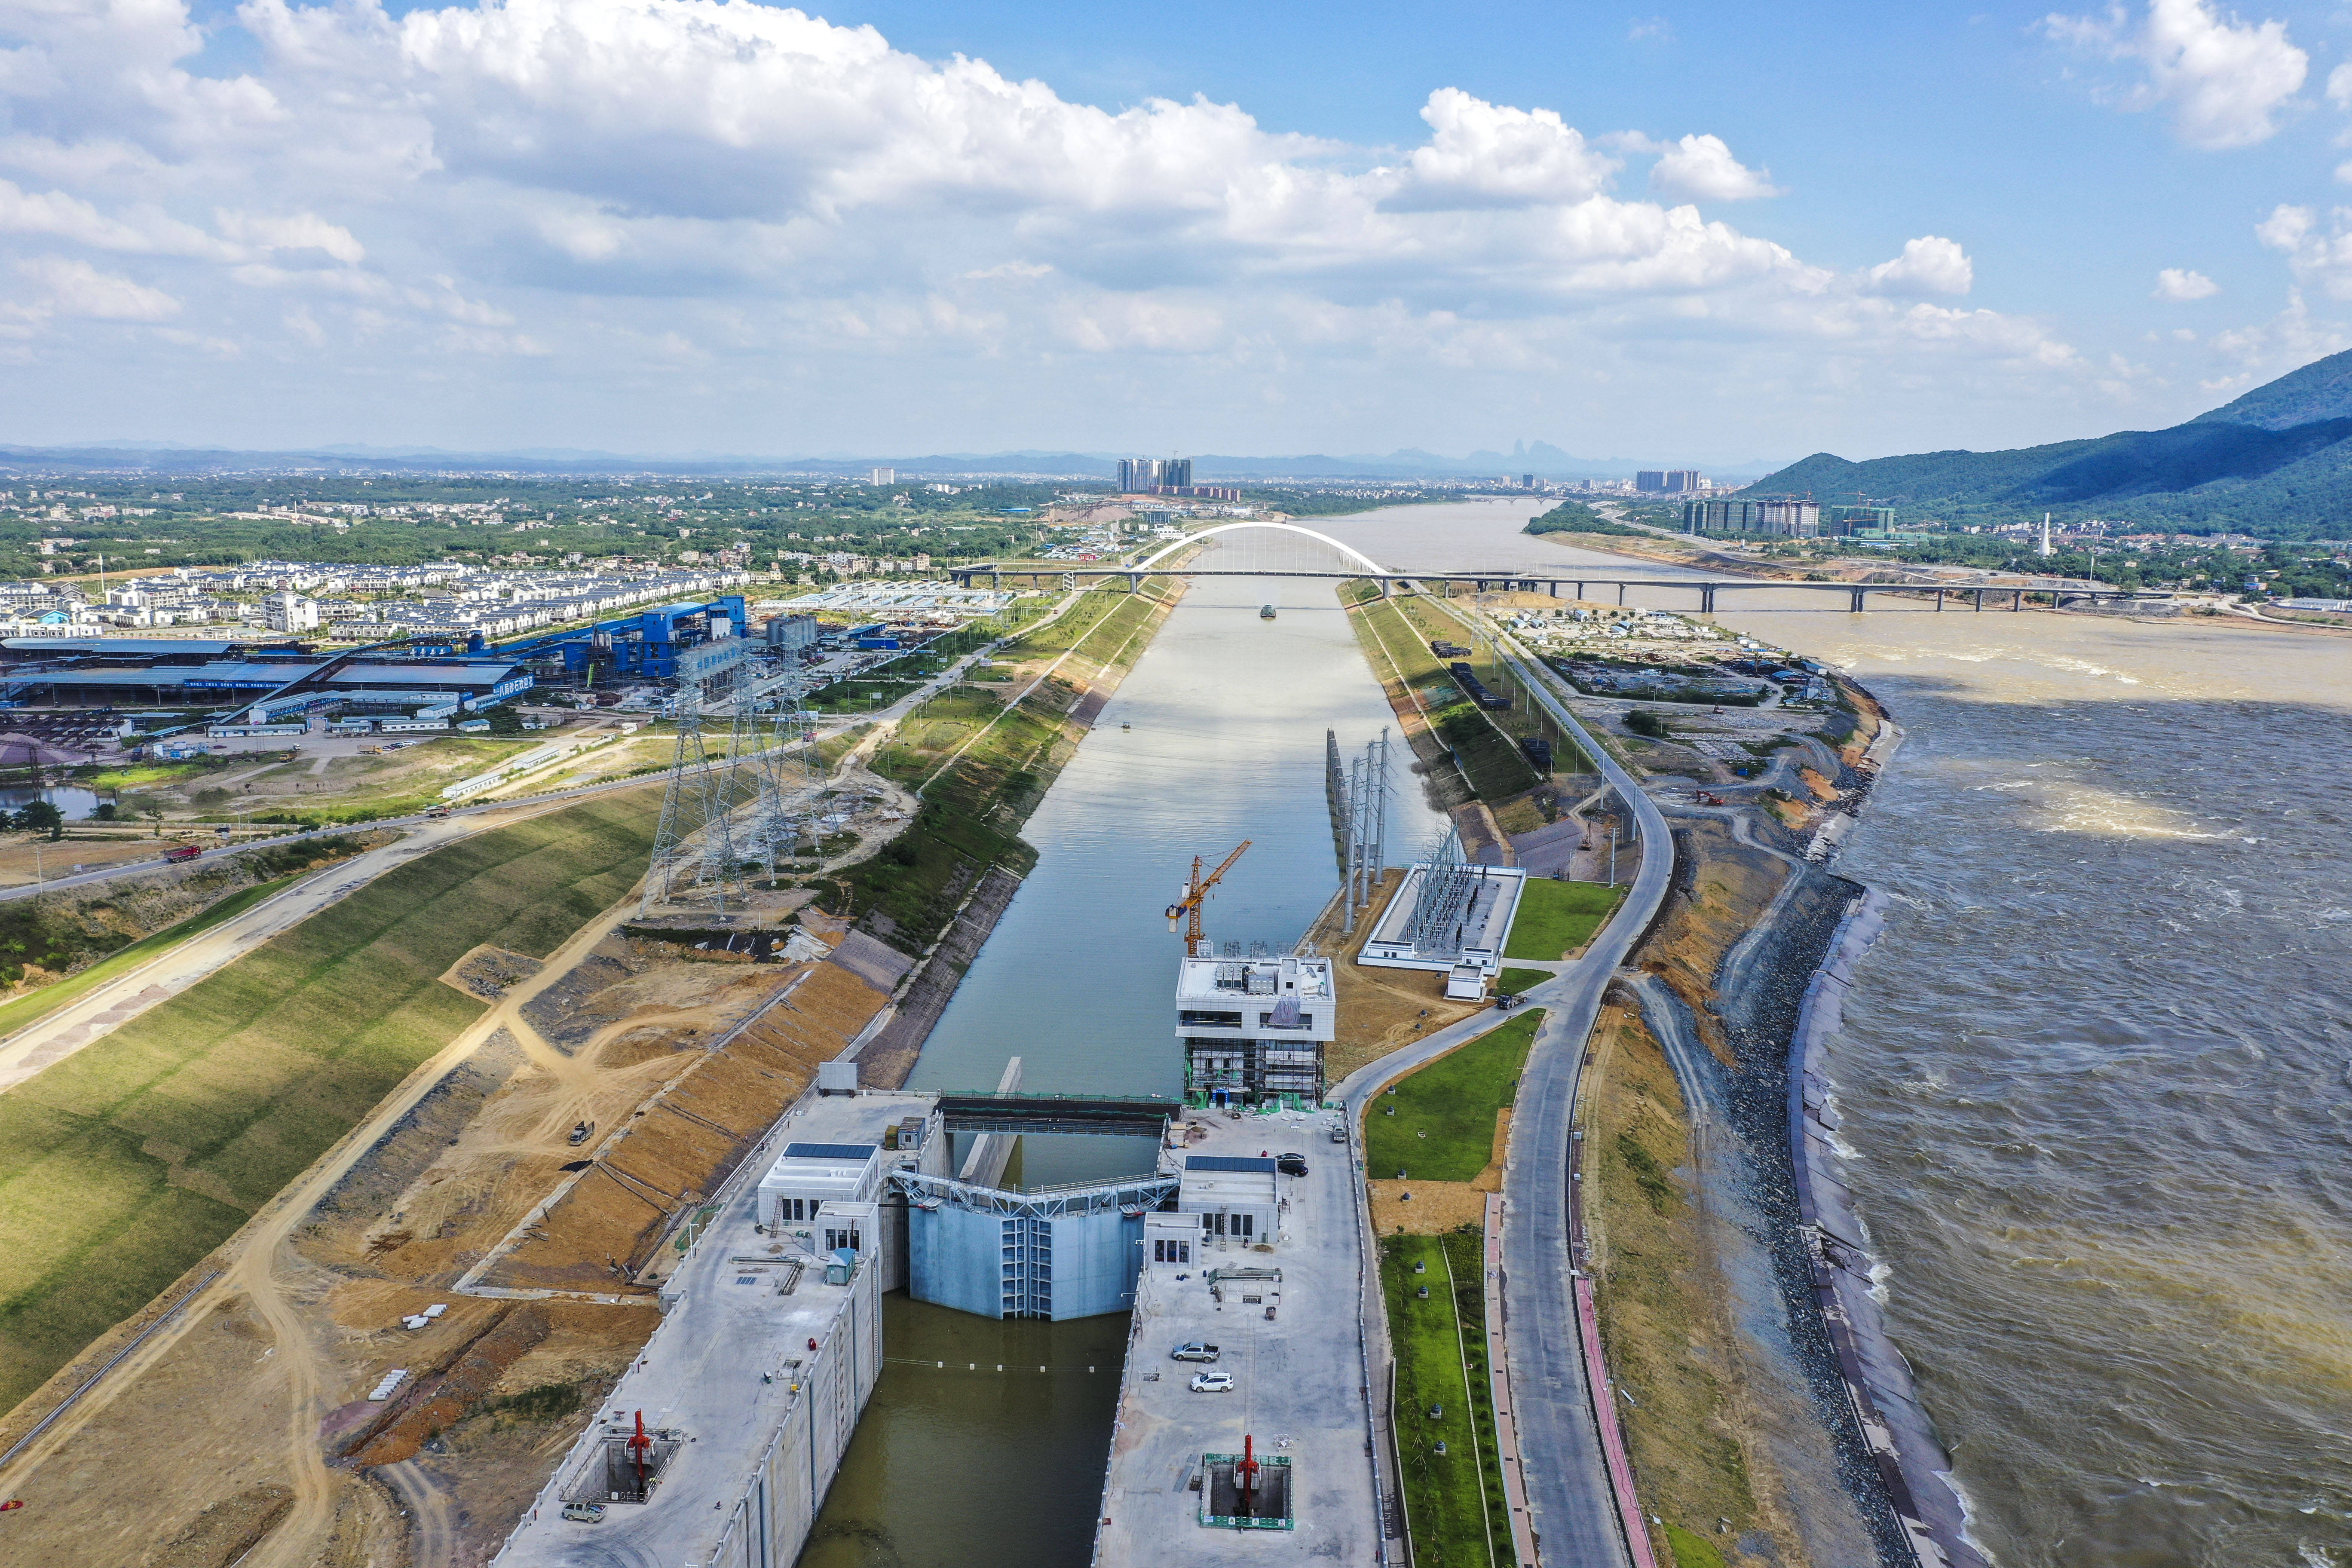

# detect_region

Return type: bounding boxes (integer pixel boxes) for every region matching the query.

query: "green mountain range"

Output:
[1745,347,2352,539]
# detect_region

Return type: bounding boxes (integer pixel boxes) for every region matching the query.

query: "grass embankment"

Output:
[1504,878,1626,961]
[1366,1011,1540,1183]
[0,789,661,1413]
[1349,596,1540,802]
[1494,968,1550,997]
[1586,1006,1762,1567]
[1381,1228,1512,1568]
[0,877,292,1040]
[0,835,374,993]
[821,582,1176,953]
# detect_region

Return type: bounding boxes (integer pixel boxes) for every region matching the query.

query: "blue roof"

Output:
[782,1142,878,1161]
[1186,1155,1277,1173]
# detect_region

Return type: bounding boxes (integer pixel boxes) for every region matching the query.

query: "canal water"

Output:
[805,499,2352,1565]
[1308,502,2352,1568]
[799,553,1447,1567]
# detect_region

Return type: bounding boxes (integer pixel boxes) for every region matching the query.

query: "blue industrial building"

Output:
[492,595,750,683]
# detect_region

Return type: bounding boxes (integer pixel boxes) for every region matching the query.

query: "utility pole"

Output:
[1608,821,1617,886]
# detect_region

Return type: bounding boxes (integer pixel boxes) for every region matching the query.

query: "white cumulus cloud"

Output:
[0,0,2096,453]
[2153,266,2220,299]
[1862,237,1975,297]
[1636,133,1783,201]
[2041,0,2307,150]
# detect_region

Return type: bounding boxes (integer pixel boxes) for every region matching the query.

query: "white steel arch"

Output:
[1128,520,1390,577]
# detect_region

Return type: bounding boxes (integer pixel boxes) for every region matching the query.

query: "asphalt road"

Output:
[1491,628,1675,1568]
[1323,622,1675,1568]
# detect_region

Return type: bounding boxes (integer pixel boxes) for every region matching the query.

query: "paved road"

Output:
[1324,620,1675,1568]
[1491,628,1675,1568]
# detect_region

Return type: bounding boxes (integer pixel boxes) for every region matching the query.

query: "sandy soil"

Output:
[0,890,896,1568]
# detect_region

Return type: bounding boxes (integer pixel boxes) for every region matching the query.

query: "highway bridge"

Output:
[948,519,2162,611]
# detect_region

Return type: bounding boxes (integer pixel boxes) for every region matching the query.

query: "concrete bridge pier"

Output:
[2013,589,2024,610]
[1848,587,1868,612]
[1700,585,1717,614]
[1616,583,1627,606]
[1127,573,1141,593]
[1934,589,1944,611]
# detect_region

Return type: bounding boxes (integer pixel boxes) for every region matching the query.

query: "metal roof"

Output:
[1,637,298,655]
[1185,1155,1279,1173]
[10,658,521,689]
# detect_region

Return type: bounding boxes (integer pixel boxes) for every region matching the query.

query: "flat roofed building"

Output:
[756,1141,883,1230]
[1177,1155,1281,1246]
[1174,952,1335,1108]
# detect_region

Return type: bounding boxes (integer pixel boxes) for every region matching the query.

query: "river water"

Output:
[803,499,2351,1565]
[1304,502,2352,1568]
[800,554,1446,1567]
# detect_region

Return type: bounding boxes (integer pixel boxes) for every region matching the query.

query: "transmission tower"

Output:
[641,683,756,917]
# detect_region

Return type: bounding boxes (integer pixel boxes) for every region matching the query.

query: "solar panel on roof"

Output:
[1185,1155,1278,1173]
[781,1142,878,1161]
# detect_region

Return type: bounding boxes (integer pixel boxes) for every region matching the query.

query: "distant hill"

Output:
[1744,346,2352,539]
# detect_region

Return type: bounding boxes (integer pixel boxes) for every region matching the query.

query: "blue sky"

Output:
[6,0,2352,465]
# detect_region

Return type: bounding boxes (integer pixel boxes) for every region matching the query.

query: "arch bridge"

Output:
[948,519,2162,613]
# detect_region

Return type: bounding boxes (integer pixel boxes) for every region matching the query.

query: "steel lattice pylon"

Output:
[641,683,754,916]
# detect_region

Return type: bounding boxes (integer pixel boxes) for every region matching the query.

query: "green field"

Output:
[0,876,305,1041]
[1494,968,1550,997]
[0,788,660,1413]
[1503,878,1626,961]
[1365,1011,1541,1183]
[1382,1229,1513,1568]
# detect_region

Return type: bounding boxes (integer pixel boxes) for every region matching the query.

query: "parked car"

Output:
[1277,1152,1308,1176]
[561,1502,606,1524]
[1171,1342,1220,1363]
[1189,1372,1235,1393]
[1329,1124,1347,1144]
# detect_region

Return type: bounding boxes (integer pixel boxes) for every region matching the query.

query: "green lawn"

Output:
[1383,1229,1513,1568]
[0,788,660,1413]
[1503,878,1626,961]
[0,875,303,1041]
[1494,968,1550,997]
[1365,1011,1542,1183]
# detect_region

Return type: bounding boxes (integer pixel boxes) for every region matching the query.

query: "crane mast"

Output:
[1164,840,1250,957]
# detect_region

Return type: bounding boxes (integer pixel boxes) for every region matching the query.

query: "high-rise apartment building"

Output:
[1637,469,1704,494]
[1118,457,1194,493]
[869,467,895,485]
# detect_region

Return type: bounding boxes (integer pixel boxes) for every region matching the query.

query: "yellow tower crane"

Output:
[1166,841,1251,958]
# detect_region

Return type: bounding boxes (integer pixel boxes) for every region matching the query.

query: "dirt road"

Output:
[0,881,652,1568]
[0,787,653,1097]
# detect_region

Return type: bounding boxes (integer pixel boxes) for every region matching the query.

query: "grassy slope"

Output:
[0,875,301,1040]
[1589,1011,1761,1563]
[1382,1229,1512,1568]
[1504,878,1626,961]
[0,788,660,1412]
[1364,1011,1540,1182]
[827,584,1171,951]
[1352,596,1541,801]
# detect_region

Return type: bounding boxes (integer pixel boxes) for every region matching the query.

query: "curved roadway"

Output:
[1329,619,1672,1568]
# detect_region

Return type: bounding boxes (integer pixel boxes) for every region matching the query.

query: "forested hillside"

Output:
[1747,346,2352,539]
